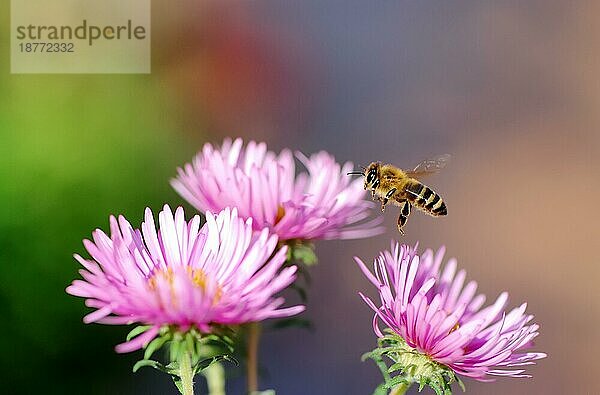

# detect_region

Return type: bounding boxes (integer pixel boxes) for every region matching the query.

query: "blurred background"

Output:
[1,1,598,394]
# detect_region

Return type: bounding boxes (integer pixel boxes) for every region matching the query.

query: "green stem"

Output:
[179,348,195,395]
[203,361,226,395]
[390,382,411,395]
[374,357,392,382]
[247,322,261,393]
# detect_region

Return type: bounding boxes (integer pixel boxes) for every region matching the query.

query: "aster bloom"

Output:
[67,205,304,353]
[171,138,383,242]
[356,242,545,394]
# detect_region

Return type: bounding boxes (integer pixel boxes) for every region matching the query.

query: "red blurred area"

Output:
[157,4,319,143]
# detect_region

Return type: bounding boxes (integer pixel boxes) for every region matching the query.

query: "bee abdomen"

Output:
[405,181,447,217]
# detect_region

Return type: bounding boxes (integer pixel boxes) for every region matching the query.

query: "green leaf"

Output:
[172,375,184,395]
[361,350,379,362]
[383,375,409,389]
[170,338,181,363]
[164,361,180,374]
[126,325,152,341]
[202,334,235,353]
[224,354,239,365]
[363,331,461,395]
[196,356,220,371]
[419,375,427,391]
[143,336,168,360]
[132,359,165,373]
[388,362,405,374]
[292,244,318,266]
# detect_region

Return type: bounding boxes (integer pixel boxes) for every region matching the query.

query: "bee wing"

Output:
[405,154,451,178]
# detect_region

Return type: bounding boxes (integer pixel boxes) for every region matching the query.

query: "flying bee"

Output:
[348,155,450,235]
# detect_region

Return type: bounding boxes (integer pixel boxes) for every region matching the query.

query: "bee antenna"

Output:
[347,171,364,176]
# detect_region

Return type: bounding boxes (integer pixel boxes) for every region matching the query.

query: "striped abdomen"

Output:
[404,180,447,216]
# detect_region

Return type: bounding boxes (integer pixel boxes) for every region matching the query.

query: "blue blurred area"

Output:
[2,1,598,394]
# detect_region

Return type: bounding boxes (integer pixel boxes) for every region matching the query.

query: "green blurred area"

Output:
[0,39,199,395]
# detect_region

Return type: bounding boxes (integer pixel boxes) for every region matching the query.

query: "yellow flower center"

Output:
[147,267,222,306]
[147,267,174,290]
[187,266,208,290]
[274,205,286,225]
[448,322,460,334]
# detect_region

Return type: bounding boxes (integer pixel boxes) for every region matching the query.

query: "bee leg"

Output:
[380,197,388,212]
[381,188,397,211]
[397,200,411,235]
[371,189,376,200]
[385,188,397,199]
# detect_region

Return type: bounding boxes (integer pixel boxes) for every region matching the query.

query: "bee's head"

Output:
[347,162,380,190]
[363,162,380,190]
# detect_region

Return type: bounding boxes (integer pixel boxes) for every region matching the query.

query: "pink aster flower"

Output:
[171,138,383,241]
[67,205,304,353]
[356,242,545,386]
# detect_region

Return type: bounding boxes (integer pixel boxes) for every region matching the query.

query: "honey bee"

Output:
[348,155,450,235]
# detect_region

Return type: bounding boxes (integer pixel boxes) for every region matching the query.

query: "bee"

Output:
[348,155,450,235]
